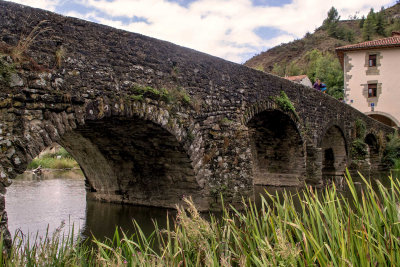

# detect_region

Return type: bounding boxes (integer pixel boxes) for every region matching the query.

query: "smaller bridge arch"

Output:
[319,124,348,181]
[364,132,381,171]
[244,101,306,186]
[366,111,400,128]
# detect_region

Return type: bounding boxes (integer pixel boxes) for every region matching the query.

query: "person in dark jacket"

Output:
[313,78,322,91]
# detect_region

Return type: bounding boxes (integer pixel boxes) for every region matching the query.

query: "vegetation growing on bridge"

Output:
[3,172,400,266]
[0,54,15,86]
[130,85,191,106]
[382,130,400,169]
[351,119,368,160]
[272,91,298,119]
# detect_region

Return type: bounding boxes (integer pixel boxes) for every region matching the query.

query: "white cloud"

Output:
[6,0,396,62]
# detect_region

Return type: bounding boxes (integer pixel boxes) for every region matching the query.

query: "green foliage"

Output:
[271,61,301,77]
[305,49,344,99]
[130,85,191,105]
[355,119,367,139]
[272,62,285,76]
[5,172,400,265]
[363,8,378,40]
[376,7,387,36]
[27,148,78,170]
[220,117,233,125]
[0,55,15,85]
[385,18,400,36]
[274,91,297,116]
[393,158,400,170]
[323,7,340,36]
[359,15,365,28]
[351,138,368,160]
[382,131,400,167]
[322,6,355,42]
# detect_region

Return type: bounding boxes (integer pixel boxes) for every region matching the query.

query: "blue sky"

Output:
[6,0,397,63]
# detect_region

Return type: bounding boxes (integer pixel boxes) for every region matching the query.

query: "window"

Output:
[368,83,377,97]
[369,54,377,67]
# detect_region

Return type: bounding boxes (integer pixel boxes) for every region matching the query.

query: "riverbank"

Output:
[27,147,79,170]
[2,171,400,266]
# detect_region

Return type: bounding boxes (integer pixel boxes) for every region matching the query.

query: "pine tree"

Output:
[323,7,340,38]
[359,15,365,28]
[363,9,377,40]
[376,7,387,36]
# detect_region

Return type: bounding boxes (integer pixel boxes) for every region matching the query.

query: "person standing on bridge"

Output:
[313,78,322,91]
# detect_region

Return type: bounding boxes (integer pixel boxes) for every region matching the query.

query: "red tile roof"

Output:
[335,32,400,68]
[336,36,400,51]
[284,75,308,81]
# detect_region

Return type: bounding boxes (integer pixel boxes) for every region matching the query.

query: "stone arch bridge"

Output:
[0,1,393,242]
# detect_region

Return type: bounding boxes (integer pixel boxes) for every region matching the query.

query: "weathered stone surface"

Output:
[0,1,395,248]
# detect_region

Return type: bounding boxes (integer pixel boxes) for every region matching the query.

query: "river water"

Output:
[5,169,399,242]
[6,170,173,242]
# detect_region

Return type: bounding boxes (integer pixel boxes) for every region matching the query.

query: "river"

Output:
[6,170,173,242]
[5,169,399,242]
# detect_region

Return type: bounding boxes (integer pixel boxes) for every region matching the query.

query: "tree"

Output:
[375,7,387,36]
[305,49,344,99]
[363,9,377,40]
[359,15,365,28]
[323,7,341,38]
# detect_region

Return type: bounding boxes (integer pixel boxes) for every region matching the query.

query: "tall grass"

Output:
[2,171,400,266]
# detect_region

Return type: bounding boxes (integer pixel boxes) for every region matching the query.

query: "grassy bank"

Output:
[27,148,78,170]
[2,171,400,266]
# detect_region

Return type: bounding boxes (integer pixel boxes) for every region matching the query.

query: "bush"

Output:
[351,138,368,160]
[382,131,400,167]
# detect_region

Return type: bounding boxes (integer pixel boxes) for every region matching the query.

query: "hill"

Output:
[244,3,400,81]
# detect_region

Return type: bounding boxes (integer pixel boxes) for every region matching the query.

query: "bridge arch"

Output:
[366,111,399,127]
[244,101,306,186]
[4,99,205,209]
[365,132,380,171]
[319,124,348,180]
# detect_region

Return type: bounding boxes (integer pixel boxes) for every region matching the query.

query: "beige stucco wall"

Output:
[300,77,313,88]
[344,48,400,126]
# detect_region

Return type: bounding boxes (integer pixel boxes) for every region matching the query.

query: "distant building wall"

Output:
[345,48,400,126]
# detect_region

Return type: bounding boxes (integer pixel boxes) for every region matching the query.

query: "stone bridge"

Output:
[0,1,393,244]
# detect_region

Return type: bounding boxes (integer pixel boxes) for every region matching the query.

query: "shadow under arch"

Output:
[246,106,306,187]
[5,99,204,210]
[59,115,200,208]
[365,133,381,171]
[319,125,348,181]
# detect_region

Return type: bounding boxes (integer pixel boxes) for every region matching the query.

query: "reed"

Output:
[2,171,400,266]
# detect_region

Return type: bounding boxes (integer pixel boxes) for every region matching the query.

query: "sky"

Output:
[5,0,397,63]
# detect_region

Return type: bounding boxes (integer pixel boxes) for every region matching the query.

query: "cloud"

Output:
[6,0,396,62]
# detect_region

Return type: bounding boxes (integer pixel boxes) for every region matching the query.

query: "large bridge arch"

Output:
[3,99,207,209]
[244,101,306,186]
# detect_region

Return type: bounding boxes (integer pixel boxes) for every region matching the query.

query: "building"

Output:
[336,31,400,127]
[284,75,313,88]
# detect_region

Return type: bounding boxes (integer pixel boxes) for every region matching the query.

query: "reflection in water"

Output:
[5,169,400,242]
[83,201,175,242]
[6,170,86,239]
[6,170,175,242]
